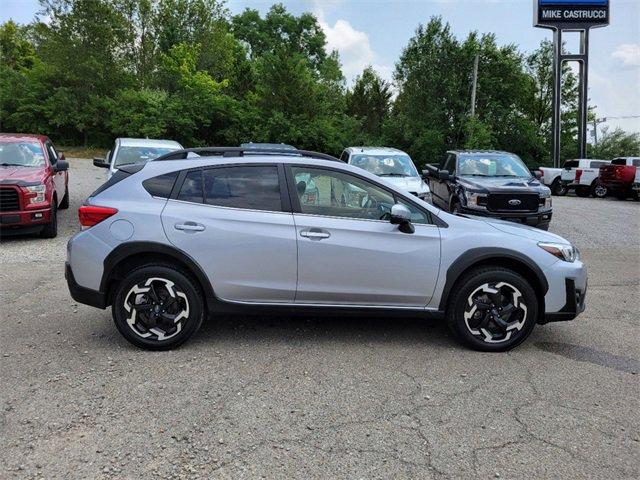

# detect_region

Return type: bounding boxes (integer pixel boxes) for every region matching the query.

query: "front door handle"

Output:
[174,222,205,232]
[300,228,330,240]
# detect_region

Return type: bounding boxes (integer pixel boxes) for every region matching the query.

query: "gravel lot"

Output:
[1,158,639,479]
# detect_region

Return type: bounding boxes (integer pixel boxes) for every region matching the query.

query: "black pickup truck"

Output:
[424,150,553,230]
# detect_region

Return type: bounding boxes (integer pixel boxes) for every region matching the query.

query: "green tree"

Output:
[589,127,640,159]
[347,66,392,139]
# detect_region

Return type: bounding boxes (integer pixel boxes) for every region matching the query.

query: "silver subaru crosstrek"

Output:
[66,147,587,351]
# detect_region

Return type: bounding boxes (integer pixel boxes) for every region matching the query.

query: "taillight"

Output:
[78,205,118,228]
[575,169,582,183]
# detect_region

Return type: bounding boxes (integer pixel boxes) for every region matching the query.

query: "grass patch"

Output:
[58,146,108,159]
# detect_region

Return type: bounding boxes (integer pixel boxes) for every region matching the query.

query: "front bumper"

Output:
[539,257,587,323]
[541,278,587,323]
[0,207,53,234]
[65,262,108,309]
[459,206,552,228]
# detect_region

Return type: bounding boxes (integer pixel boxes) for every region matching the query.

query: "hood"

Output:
[457,175,550,194]
[464,214,571,244]
[381,176,429,193]
[0,165,47,184]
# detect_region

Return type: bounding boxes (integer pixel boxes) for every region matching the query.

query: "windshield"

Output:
[351,154,419,177]
[114,146,179,167]
[0,140,46,167]
[458,153,531,178]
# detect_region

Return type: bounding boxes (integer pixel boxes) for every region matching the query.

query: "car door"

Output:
[431,153,455,209]
[288,165,441,307]
[44,141,65,202]
[162,164,298,303]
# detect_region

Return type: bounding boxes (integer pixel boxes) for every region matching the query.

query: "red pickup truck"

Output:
[597,157,640,200]
[0,133,69,237]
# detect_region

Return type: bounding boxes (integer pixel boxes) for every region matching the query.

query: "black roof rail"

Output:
[154,147,343,162]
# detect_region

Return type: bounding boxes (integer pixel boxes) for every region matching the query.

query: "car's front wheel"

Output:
[591,182,607,198]
[112,265,204,350]
[551,178,567,196]
[446,267,538,351]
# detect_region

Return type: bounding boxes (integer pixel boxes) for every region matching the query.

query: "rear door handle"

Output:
[174,222,205,232]
[300,228,330,240]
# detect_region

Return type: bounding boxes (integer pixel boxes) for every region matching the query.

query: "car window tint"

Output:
[611,158,626,165]
[564,160,579,169]
[202,166,281,211]
[178,170,203,203]
[590,161,606,168]
[143,171,179,198]
[292,167,395,221]
[633,159,640,167]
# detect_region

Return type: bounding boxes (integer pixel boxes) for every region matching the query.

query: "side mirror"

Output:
[55,160,69,172]
[438,170,450,181]
[93,158,109,168]
[389,203,415,234]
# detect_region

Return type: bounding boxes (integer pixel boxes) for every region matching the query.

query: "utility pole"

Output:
[470,53,479,117]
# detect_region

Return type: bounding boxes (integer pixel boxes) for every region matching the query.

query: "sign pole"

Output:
[534,0,609,167]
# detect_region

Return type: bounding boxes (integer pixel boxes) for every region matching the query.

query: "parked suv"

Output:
[341,147,432,203]
[93,138,183,179]
[66,147,585,352]
[425,150,552,230]
[0,133,69,237]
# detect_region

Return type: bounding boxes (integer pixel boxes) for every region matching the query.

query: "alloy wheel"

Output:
[463,281,528,344]
[123,277,190,341]
[594,184,607,198]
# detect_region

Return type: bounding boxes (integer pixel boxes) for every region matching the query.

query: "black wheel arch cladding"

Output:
[438,247,549,311]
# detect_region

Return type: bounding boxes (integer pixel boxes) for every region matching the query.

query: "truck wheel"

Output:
[575,186,590,197]
[591,182,607,198]
[551,178,567,196]
[446,267,538,352]
[450,199,461,214]
[112,265,204,350]
[40,203,58,238]
[59,186,69,209]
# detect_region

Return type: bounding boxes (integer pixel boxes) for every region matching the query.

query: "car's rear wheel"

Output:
[551,178,567,196]
[591,182,607,198]
[40,203,57,238]
[112,265,204,350]
[446,267,538,351]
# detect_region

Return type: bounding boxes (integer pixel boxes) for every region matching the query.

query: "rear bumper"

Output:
[65,262,108,309]
[459,206,552,228]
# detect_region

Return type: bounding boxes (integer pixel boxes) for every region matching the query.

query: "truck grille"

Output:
[487,193,539,213]
[0,187,21,212]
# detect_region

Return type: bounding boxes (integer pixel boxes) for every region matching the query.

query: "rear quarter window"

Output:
[142,171,179,198]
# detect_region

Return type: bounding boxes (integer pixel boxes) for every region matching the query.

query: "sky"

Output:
[2,0,639,134]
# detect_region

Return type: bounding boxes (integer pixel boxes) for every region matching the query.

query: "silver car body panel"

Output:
[67,154,586,316]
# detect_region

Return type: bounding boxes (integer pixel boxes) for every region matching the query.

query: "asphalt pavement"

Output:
[1,158,639,479]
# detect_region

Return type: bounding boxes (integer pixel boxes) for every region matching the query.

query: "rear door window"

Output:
[589,161,606,168]
[202,165,282,211]
[177,170,204,203]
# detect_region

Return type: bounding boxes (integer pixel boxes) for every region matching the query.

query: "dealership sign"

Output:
[534,0,609,28]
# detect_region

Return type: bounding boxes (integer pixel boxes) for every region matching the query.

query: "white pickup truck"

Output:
[559,159,610,197]
[539,158,609,196]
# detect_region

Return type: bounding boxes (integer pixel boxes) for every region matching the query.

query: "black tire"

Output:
[551,178,567,196]
[537,224,550,231]
[59,186,69,209]
[575,186,590,197]
[591,182,607,198]
[450,199,461,214]
[632,191,639,201]
[446,267,538,352]
[40,203,58,238]
[112,265,204,350]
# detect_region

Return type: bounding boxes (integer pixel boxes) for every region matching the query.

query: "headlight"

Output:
[538,242,578,262]
[464,190,487,208]
[25,184,46,204]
